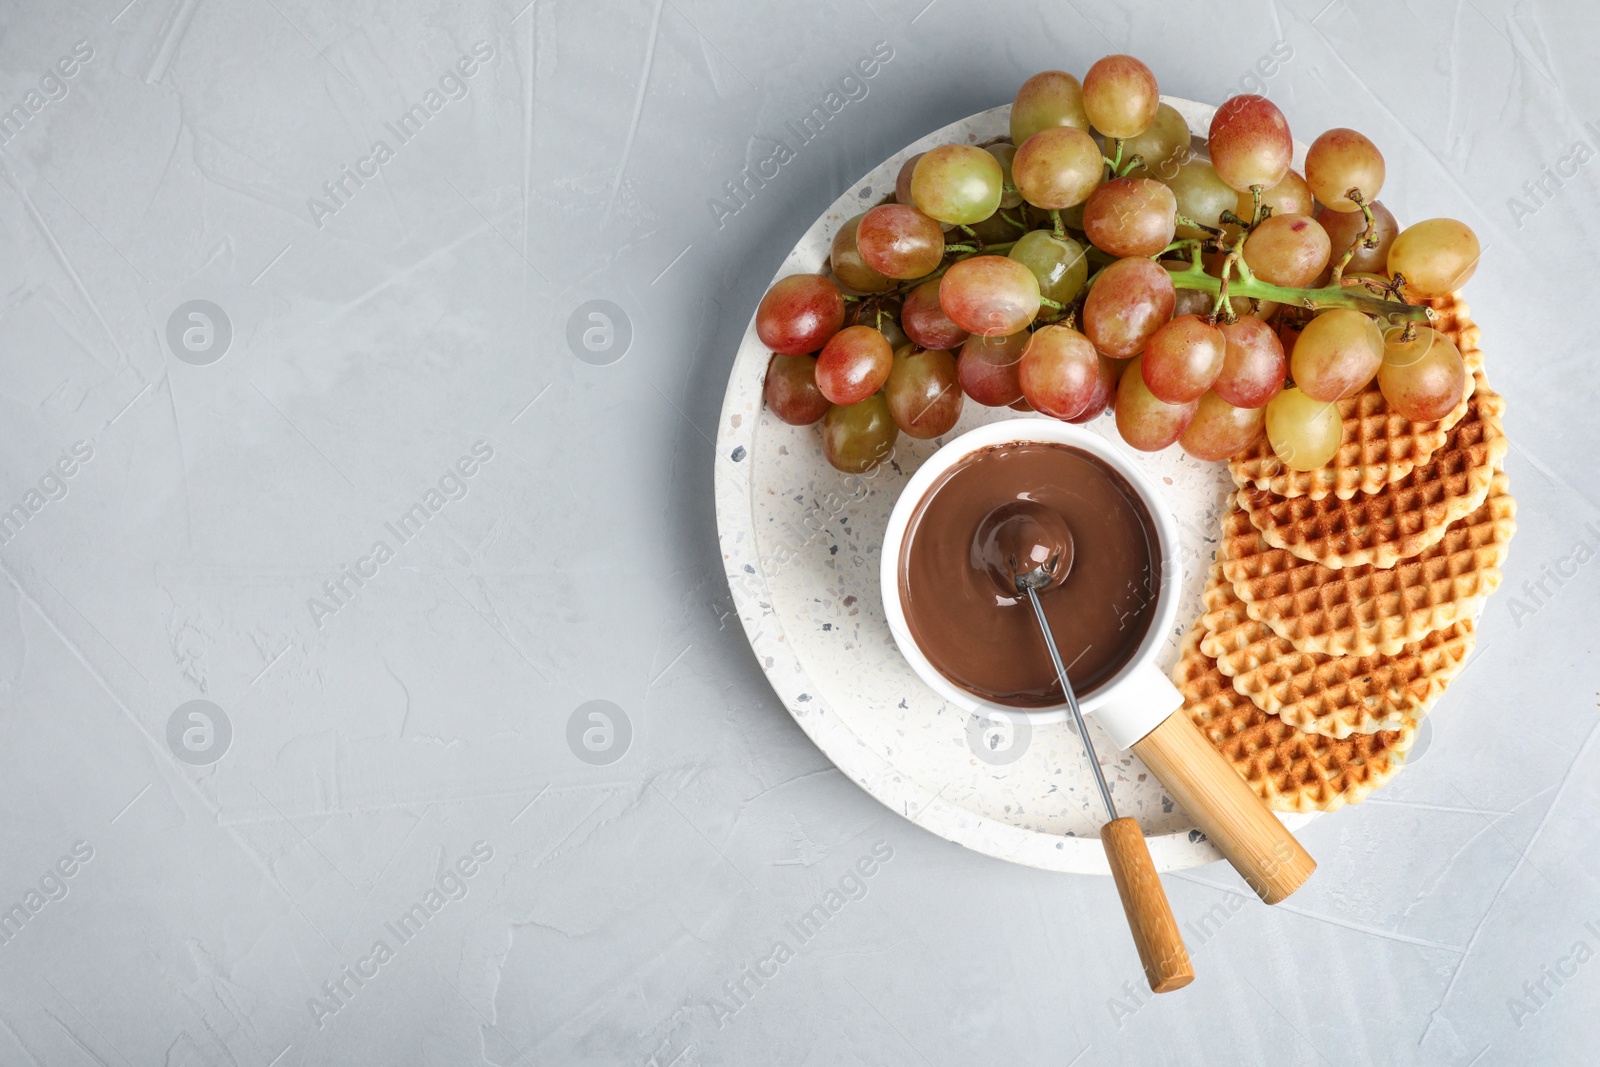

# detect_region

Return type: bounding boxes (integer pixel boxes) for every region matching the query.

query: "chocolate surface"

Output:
[899,442,1162,707]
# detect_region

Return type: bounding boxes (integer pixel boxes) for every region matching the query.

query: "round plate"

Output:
[714,98,1316,875]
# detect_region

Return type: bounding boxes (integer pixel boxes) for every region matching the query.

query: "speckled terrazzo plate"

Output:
[714,99,1318,875]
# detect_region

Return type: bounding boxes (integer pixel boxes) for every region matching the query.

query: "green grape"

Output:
[830,212,895,293]
[1265,387,1342,471]
[1011,70,1090,145]
[1164,158,1237,239]
[1387,218,1480,296]
[1007,230,1089,305]
[911,145,1004,226]
[822,393,898,473]
[1124,103,1193,182]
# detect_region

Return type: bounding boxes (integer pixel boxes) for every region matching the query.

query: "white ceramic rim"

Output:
[877,418,1182,725]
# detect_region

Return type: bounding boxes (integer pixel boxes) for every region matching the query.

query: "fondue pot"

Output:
[880,418,1315,905]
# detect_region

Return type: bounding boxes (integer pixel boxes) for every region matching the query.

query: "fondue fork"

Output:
[1017,563,1194,994]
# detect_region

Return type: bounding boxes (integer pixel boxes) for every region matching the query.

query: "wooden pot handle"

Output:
[1100,817,1194,993]
[1131,710,1317,904]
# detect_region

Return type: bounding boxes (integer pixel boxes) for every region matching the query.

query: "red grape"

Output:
[822,394,898,473]
[1378,326,1467,422]
[902,278,969,350]
[1141,314,1226,403]
[815,325,893,405]
[939,255,1041,336]
[763,354,831,425]
[1012,126,1104,209]
[856,203,946,280]
[1180,391,1266,461]
[957,331,1027,406]
[1011,70,1090,144]
[1083,55,1160,139]
[1305,128,1385,212]
[1242,213,1331,287]
[1214,316,1286,408]
[1208,94,1293,192]
[886,347,963,438]
[1290,309,1383,401]
[1018,325,1102,419]
[1318,200,1399,276]
[1115,355,1197,451]
[1083,177,1178,257]
[756,274,845,354]
[912,144,1004,225]
[1082,257,1175,358]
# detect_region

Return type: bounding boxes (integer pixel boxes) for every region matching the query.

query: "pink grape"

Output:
[1378,326,1467,423]
[756,274,845,354]
[1082,257,1175,358]
[1180,392,1267,461]
[1018,325,1102,419]
[1115,354,1197,451]
[885,347,963,438]
[1082,177,1178,258]
[1305,128,1385,212]
[1141,314,1226,403]
[1011,70,1090,144]
[1213,316,1286,408]
[857,203,946,279]
[1318,201,1399,276]
[1082,55,1160,138]
[939,255,1041,336]
[1290,309,1383,402]
[1208,94,1293,192]
[1242,213,1331,287]
[1012,126,1104,209]
[1238,169,1313,222]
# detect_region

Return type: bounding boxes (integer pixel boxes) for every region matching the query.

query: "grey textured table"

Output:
[0,1,1596,1064]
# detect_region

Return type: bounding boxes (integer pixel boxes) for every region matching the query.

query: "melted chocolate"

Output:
[899,442,1161,707]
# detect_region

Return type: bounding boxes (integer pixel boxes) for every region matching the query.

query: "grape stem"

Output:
[958,223,985,253]
[1162,258,1432,322]
[1174,213,1224,238]
[1049,209,1065,239]
[1327,189,1374,286]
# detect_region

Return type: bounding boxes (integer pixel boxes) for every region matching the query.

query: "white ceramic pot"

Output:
[880,418,1187,751]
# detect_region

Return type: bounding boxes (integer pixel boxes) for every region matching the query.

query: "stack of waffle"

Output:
[1175,293,1516,812]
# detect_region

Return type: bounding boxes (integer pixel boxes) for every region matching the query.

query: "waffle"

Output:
[1229,291,1486,501]
[1219,469,1515,657]
[1173,623,1417,812]
[1237,377,1507,569]
[1200,562,1477,738]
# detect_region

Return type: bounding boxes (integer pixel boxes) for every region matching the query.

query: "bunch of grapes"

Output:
[758,56,1482,474]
